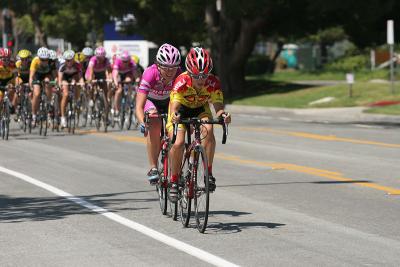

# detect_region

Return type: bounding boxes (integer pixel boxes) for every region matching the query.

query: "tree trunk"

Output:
[205,1,266,100]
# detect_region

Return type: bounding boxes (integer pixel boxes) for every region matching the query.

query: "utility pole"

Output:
[2,8,12,48]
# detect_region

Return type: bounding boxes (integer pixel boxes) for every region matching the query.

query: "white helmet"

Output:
[37,47,49,59]
[48,50,57,60]
[82,47,94,57]
[63,50,75,60]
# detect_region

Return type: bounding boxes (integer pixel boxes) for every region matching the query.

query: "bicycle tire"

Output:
[119,102,125,131]
[169,194,178,221]
[193,146,210,233]
[53,94,60,132]
[4,102,10,140]
[157,154,168,215]
[81,93,88,127]
[179,154,192,227]
[1,118,4,140]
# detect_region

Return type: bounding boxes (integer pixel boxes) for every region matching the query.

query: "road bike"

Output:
[0,86,11,140]
[144,112,174,217]
[172,116,228,233]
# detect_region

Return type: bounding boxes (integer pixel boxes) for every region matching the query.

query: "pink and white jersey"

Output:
[87,56,110,73]
[137,64,182,100]
[112,58,136,75]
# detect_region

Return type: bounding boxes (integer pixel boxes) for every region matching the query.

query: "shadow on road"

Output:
[207,221,286,234]
[0,190,156,223]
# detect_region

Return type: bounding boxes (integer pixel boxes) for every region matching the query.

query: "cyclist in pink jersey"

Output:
[112,51,141,120]
[136,43,182,183]
[85,47,112,122]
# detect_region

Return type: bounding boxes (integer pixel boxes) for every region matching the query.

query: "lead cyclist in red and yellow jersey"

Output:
[167,47,231,201]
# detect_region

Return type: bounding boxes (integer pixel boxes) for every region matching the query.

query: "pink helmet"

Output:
[95,46,106,57]
[156,43,181,67]
[121,50,130,61]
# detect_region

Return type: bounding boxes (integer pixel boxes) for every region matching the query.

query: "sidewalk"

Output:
[225,104,400,125]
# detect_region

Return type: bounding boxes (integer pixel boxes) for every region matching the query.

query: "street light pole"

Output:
[387,20,395,94]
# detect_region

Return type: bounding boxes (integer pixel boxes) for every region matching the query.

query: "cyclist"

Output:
[85,46,112,120]
[48,49,58,72]
[112,50,141,121]
[14,49,32,119]
[0,48,15,110]
[131,54,144,74]
[81,47,93,78]
[167,47,231,201]
[58,50,83,128]
[29,47,53,126]
[136,43,181,183]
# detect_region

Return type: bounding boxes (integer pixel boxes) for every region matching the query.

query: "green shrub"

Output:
[324,55,368,72]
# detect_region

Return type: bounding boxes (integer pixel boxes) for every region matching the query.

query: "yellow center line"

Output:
[76,129,146,143]
[215,153,400,195]
[238,127,400,148]
[76,129,400,195]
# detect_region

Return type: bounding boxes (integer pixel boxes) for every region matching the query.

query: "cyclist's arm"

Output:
[29,68,36,88]
[213,102,231,123]
[213,102,225,117]
[135,92,147,124]
[170,101,182,123]
[112,68,119,87]
[57,71,64,88]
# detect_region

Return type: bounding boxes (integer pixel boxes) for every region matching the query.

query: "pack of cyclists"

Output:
[0,43,231,198]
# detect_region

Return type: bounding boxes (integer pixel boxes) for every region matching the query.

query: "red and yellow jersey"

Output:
[0,60,15,80]
[170,72,223,109]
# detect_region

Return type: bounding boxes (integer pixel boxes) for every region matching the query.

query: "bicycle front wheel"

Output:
[193,146,210,233]
[157,153,168,215]
[179,154,192,227]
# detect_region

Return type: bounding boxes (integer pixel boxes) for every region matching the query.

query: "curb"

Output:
[225,104,400,124]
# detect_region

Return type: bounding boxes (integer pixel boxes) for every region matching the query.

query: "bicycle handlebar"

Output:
[171,115,228,145]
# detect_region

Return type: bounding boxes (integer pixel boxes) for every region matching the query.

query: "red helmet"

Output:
[185,47,213,75]
[0,48,11,58]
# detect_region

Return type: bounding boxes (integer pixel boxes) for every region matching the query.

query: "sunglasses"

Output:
[159,64,179,71]
[190,73,208,80]
[40,58,49,62]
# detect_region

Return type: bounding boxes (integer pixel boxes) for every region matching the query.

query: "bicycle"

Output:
[144,112,173,217]
[15,83,32,134]
[37,80,54,136]
[64,81,80,134]
[92,79,110,132]
[118,81,137,131]
[172,116,228,233]
[0,86,11,140]
[49,85,60,132]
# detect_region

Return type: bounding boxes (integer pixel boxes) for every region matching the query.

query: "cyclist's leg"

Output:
[114,73,123,114]
[199,106,216,190]
[167,120,186,184]
[60,79,69,119]
[31,79,42,122]
[143,99,162,182]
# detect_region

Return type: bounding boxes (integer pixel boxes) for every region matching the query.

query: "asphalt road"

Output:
[1,112,400,266]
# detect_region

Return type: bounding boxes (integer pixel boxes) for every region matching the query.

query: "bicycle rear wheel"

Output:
[193,146,210,233]
[179,155,192,227]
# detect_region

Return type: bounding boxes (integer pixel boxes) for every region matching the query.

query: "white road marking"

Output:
[0,166,240,267]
